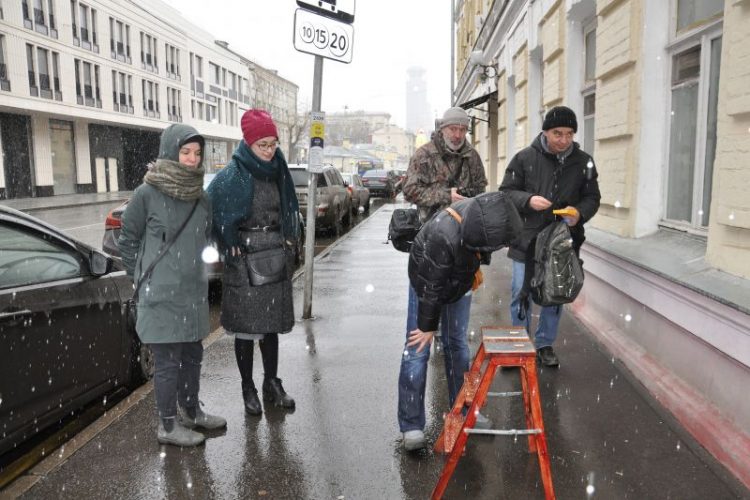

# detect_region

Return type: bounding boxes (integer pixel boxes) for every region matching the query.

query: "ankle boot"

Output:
[157,418,205,447]
[242,386,262,416]
[262,377,295,409]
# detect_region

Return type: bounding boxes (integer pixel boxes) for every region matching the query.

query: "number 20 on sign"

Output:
[294,9,354,64]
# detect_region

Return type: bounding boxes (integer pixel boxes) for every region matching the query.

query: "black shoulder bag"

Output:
[126,199,200,332]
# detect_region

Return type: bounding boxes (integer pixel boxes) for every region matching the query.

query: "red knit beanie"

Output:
[241,109,278,146]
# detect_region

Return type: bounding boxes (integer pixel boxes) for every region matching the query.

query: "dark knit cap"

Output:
[542,106,578,133]
[241,109,279,146]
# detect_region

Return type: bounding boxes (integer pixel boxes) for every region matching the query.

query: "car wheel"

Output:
[128,338,154,389]
[342,206,352,227]
[331,209,343,236]
[364,198,370,213]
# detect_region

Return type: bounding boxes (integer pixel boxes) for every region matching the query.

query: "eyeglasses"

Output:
[255,141,278,152]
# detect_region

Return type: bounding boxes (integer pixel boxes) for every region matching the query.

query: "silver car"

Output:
[289,164,352,235]
[341,172,371,214]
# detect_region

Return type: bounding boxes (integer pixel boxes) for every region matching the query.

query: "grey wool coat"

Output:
[218,178,295,336]
[118,125,212,344]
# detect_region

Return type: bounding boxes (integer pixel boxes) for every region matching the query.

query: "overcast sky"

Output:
[168,0,453,128]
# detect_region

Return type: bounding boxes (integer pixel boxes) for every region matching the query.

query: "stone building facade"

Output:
[455,0,750,488]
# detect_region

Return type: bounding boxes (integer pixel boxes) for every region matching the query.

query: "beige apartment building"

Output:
[455,0,750,488]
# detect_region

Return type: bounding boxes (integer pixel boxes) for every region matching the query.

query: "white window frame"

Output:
[581,18,597,156]
[661,6,723,234]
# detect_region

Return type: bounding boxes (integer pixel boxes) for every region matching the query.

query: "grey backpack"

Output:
[530,221,584,307]
[518,221,584,318]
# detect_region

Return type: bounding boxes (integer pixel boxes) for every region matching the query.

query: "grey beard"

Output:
[444,137,465,151]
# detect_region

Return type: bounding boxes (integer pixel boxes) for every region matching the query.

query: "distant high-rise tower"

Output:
[406,67,433,135]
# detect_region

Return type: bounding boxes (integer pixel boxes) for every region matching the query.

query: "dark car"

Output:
[361,169,399,197]
[102,173,306,272]
[290,164,353,235]
[0,205,153,456]
[341,172,371,214]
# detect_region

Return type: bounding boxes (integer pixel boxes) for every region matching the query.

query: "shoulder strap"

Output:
[445,206,463,224]
[134,199,200,300]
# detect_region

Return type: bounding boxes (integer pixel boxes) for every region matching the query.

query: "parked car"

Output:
[102,173,306,273]
[289,164,352,235]
[341,172,371,214]
[361,169,399,198]
[0,205,153,456]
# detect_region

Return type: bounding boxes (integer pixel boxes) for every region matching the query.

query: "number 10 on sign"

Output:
[294,9,354,64]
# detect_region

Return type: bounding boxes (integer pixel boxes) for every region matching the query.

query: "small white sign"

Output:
[294,9,354,64]
[296,0,355,24]
[308,111,326,173]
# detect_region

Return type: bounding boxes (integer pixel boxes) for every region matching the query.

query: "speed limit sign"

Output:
[293,9,354,64]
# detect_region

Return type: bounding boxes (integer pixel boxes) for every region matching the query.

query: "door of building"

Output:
[95,158,107,193]
[49,120,77,195]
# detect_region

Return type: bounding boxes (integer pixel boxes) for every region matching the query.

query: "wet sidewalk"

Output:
[0,192,132,213]
[5,202,749,499]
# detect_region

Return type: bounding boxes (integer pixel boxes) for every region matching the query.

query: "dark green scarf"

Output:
[207,140,300,253]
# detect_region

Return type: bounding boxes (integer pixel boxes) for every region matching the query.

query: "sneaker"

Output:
[473,411,493,430]
[178,404,227,430]
[536,346,560,367]
[157,418,205,447]
[403,430,426,451]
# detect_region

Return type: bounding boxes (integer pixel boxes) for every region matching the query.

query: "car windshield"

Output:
[290,170,310,187]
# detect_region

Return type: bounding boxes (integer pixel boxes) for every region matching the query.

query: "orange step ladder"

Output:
[431,326,555,499]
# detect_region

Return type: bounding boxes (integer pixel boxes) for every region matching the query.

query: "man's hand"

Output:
[561,206,581,226]
[450,188,466,203]
[407,329,435,354]
[231,246,242,256]
[529,195,552,211]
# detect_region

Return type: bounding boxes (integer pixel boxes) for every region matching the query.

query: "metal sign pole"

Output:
[302,55,324,319]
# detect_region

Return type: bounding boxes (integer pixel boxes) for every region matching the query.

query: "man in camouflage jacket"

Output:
[403,107,488,222]
[398,107,491,452]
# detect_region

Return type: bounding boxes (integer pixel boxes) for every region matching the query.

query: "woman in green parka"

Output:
[118,123,226,447]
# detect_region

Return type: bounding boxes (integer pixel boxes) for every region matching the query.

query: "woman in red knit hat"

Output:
[206,109,301,415]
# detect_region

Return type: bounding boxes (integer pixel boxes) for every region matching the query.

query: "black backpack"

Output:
[518,221,584,317]
[388,208,421,252]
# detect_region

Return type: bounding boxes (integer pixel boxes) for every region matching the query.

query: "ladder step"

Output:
[487,391,523,397]
[465,428,542,436]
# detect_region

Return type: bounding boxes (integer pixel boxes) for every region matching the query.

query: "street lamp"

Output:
[470,50,498,81]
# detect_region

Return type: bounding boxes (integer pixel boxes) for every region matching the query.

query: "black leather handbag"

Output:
[244,246,287,286]
[388,207,421,252]
[126,200,199,332]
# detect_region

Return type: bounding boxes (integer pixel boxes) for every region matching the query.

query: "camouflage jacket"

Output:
[403,131,488,222]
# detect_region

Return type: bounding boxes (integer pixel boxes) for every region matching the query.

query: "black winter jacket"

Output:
[408,192,522,332]
[499,134,601,261]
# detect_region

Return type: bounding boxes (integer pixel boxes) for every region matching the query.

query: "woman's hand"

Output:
[407,329,435,354]
[231,246,242,256]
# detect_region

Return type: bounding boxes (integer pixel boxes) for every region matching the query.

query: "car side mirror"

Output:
[89,249,111,276]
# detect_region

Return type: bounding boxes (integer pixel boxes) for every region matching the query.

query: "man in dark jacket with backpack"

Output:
[499,106,601,367]
[398,192,521,451]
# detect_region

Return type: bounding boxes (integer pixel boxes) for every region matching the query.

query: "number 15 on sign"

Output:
[294,9,354,64]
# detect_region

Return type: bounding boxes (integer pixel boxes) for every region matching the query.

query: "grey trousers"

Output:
[150,342,203,419]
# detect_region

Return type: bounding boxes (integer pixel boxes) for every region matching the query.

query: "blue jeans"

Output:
[510,260,562,349]
[397,285,472,433]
